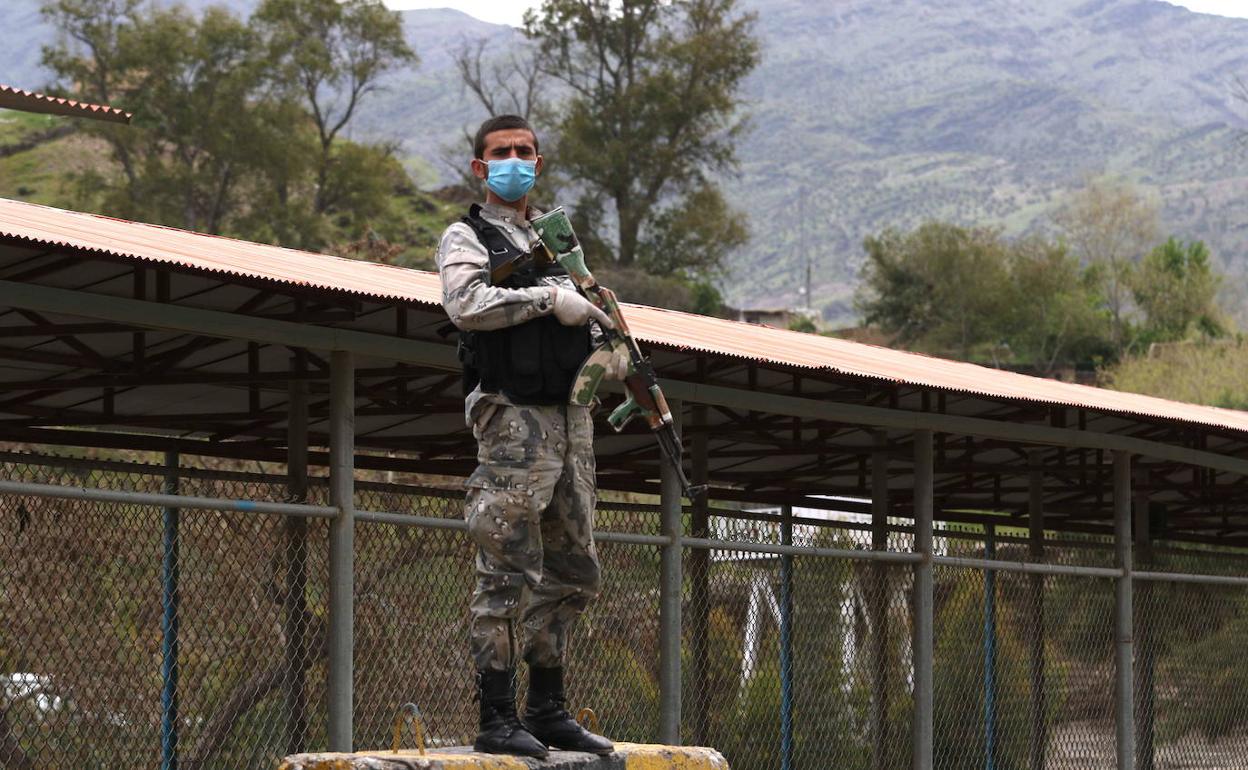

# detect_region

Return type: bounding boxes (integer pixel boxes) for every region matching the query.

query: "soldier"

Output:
[436,114,628,758]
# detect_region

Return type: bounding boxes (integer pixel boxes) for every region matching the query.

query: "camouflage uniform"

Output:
[437,202,602,673]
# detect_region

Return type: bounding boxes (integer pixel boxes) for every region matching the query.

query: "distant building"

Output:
[738,307,795,329]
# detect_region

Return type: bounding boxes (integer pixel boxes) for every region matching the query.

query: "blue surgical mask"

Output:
[485,158,537,202]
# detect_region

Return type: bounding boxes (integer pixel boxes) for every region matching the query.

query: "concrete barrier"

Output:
[278,743,729,770]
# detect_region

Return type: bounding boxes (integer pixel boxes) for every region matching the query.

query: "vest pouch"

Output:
[554,324,592,371]
[507,320,543,376]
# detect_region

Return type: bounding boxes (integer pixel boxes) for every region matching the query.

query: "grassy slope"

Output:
[0,113,106,205]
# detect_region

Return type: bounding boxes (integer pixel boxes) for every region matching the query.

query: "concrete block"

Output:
[278,743,729,770]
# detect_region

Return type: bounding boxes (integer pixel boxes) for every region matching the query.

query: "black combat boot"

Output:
[475,669,549,758]
[523,665,614,755]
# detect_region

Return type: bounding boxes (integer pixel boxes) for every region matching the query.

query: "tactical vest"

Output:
[457,204,592,405]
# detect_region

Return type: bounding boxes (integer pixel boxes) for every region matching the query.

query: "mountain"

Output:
[5,0,1248,322]
[725,0,1248,320]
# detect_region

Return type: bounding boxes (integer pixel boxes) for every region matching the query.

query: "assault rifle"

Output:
[531,207,706,501]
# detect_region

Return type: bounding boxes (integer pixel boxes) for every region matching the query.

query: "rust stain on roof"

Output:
[2,197,1247,435]
[0,84,132,124]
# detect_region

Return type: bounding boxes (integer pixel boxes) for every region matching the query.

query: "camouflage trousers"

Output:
[463,393,601,672]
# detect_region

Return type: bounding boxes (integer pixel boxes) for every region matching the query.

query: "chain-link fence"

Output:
[3,449,1248,770]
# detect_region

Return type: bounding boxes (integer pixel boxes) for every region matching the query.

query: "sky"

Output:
[383,0,1248,26]
[383,0,541,27]
[1160,0,1248,17]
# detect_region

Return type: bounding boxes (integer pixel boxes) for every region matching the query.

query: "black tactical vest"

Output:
[457,204,592,405]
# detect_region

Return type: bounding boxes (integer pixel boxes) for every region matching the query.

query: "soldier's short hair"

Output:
[473,115,540,159]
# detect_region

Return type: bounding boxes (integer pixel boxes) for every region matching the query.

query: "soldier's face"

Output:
[471,128,543,181]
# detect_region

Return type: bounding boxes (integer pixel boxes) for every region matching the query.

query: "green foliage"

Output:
[689,279,726,317]
[592,264,727,314]
[1152,586,1248,741]
[253,0,416,230]
[857,222,1113,371]
[1131,237,1225,345]
[43,0,276,232]
[1104,338,1248,410]
[524,0,759,282]
[855,214,1238,372]
[38,0,418,252]
[787,315,816,333]
[932,575,1034,770]
[1003,236,1114,372]
[637,183,747,278]
[857,222,1012,360]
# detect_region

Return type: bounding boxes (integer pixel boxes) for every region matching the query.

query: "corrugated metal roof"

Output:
[0,84,132,124]
[3,197,1247,435]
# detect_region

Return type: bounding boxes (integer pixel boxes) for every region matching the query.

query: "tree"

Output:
[254,0,417,239]
[856,222,1012,361]
[1131,237,1225,344]
[856,223,1120,371]
[1004,237,1110,374]
[523,0,760,279]
[42,0,285,233]
[449,37,559,204]
[454,37,546,122]
[1054,178,1160,351]
[41,0,418,252]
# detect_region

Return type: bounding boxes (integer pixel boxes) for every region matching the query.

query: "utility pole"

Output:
[799,188,811,312]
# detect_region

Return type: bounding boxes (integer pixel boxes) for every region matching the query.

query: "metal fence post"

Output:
[688,403,710,744]
[1114,451,1134,770]
[1027,456,1047,770]
[160,450,180,770]
[912,429,934,770]
[1133,466,1154,770]
[870,431,891,770]
[328,350,355,752]
[779,504,794,770]
[983,524,997,770]
[284,359,309,754]
[659,401,683,745]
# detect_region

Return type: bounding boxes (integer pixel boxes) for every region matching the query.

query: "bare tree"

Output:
[443,37,551,191]
[1055,177,1160,351]
[455,37,546,120]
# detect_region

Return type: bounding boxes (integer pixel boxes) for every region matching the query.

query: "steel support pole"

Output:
[659,401,684,745]
[912,430,934,770]
[327,350,355,752]
[1133,467,1154,770]
[284,362,309,755]
[1027,458,1047,770]
[159,451,180,770]
[779,504,794,770]
[1114,451,1134,770]
[870,432,891,770]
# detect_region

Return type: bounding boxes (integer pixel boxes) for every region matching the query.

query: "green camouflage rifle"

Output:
[531,207,705,500]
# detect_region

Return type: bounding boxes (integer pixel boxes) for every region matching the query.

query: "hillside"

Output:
[727,0,1248,320]
[4,0,1248,322]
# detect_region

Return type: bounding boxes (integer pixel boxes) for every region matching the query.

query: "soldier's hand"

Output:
[552,287,614,329]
